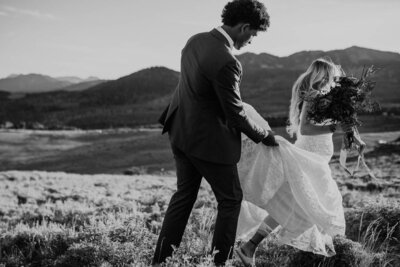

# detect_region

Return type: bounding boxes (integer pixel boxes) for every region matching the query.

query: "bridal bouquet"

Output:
[302,66,380,178]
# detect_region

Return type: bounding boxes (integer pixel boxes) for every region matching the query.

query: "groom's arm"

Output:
[213,61,268,143]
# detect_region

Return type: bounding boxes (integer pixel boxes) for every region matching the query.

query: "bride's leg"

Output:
[240,215,279,257]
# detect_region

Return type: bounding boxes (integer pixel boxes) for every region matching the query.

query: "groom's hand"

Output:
[262,130,279,147]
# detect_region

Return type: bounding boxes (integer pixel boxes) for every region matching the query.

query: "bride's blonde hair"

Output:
[287,57,342,137]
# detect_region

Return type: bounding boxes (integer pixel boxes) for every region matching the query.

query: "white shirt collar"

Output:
[216,26,234,49]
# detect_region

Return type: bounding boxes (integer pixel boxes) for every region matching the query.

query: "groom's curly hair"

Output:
[221,0,270,31]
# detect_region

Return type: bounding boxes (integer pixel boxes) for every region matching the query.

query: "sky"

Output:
[0,0,399,79]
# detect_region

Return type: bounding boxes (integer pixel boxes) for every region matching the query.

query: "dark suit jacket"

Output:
[159,28,267,164]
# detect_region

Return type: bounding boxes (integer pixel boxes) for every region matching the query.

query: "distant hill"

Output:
[0,67,179,128]
[1,46,399,129]
[57,80,106,92]
[79,66,179,106]
[6,74,19,78]
[0,74,72,93]
[237,46,400,116]
[238,46,400,71]
[56,76,100,84]
[0,74,103,94]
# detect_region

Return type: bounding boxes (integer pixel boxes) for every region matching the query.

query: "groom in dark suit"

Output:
[153,0,276,265]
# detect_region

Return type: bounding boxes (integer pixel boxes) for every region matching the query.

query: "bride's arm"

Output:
[299,101,334,135]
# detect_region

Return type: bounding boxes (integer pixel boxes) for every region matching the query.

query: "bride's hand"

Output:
[262,130,279,147]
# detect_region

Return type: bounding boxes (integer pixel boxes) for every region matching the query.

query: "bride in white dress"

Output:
[235,58,349,266]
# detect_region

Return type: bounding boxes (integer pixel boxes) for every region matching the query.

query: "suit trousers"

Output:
[152,143,243,265]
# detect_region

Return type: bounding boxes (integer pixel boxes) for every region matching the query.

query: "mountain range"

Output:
[0,74,104,94]
[55,76,100,84]
[0,46,399,129]
[237,46,400,116]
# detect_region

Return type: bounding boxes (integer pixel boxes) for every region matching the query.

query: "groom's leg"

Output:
[152,144,202,264]
[189,157,242,265]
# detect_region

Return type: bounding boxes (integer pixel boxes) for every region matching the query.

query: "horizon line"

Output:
[2,45,400,80]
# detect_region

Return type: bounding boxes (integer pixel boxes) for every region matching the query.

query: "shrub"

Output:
[54,242,103,266]
[251,235,387,267]
[0,224,76,266]
[345,203,400,265]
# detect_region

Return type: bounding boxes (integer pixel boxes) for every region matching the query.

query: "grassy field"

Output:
[0,128,173,175]
[0,128,400,266]
[0,164,399,266]
[1,114,400,175]
[1,114,400,266]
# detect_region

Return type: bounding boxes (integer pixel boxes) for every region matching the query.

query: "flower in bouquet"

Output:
[301,65,380,178]
[302,66,380,129]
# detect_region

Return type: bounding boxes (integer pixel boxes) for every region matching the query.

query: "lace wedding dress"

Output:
[236,103,345,257]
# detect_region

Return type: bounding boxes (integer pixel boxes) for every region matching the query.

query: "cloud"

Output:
[1,5,57,20]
